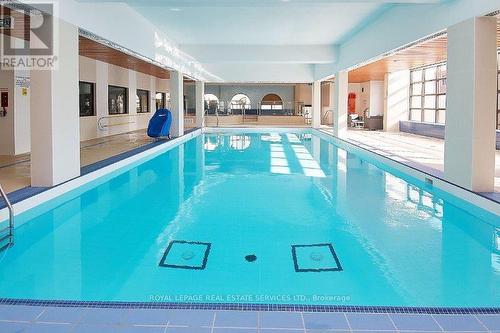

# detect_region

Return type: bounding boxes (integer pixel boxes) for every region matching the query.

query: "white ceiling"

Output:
[77,0,444,46]
[75,0,447,82]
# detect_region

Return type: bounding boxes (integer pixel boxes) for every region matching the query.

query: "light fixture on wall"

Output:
[170,8,181,11]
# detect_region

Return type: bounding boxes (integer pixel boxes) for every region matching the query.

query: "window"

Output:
[79,81,95,117]
[230,94,251,110]
[409,64,446,124]
[108,86,128,115]
[204,94,219,114]
[156,92,166,110]
[136,89,149,113]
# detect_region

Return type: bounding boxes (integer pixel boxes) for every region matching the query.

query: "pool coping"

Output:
[0,298,498,314]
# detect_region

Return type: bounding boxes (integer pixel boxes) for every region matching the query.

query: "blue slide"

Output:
[147,108,173,139]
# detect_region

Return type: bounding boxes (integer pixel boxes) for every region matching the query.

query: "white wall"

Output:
[78,56,170,141]
[204,84,296,109]
[0,36,31,156]
[0,69,15,155]
[369,81,384,117]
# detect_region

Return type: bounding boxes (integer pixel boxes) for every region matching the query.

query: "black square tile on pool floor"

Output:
[159,240,211,270]
[291,243,342,272]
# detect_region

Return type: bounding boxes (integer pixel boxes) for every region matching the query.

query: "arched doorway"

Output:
[230,94,251,114]
[204,94,219,115]
[260,93,283,115]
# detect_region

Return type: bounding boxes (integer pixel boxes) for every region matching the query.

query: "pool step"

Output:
[0,183,14,252]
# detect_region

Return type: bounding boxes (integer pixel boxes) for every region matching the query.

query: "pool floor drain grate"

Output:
[245,254,257,262]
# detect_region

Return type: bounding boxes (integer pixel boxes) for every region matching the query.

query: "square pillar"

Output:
[30,21,80,187]
[312,81,321,128]
[127,70,137,132]
[195,81,205,128]
[333,71,348,138]
[170,70,184,137]
[444,16,497,192]
[95,61,108,137]
[383,70,410,132]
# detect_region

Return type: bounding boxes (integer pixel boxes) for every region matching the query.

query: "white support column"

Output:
[333,71,348,138]
[383,70,410,132]
[30,21,80,187]
[195,81,205,128]
[170,70,184,137]
[312,80,321,128]
[444,16,497,192]
[95,61,108,137]
[128,70,137,133]
[150,75,157,113]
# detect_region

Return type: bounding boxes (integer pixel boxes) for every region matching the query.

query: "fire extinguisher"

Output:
[348,93,356,114]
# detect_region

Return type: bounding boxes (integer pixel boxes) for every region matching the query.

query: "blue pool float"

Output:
[147,108,172,139]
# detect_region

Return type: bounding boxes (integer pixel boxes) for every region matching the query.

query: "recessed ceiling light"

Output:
[170,8,181,11]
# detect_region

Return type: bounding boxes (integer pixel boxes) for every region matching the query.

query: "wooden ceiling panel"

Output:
[79,36,170,79]
[348,36,448,83]
[349,18,500,83]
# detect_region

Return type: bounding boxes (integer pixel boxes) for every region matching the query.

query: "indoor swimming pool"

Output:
[0,130,498,307]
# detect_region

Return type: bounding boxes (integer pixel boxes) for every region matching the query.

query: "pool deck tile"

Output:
[259,311,304,329]
[389,313,442,331]
[80,307,130,325]
[164,309,215,327]
[345,313,397,331]
[0,304,499,332]
[0,321,30,333]
[35,306,86,323]
[121,309,170,325]
[23,322,74,333]
[302,312,350,330]
[165,327,211,333]
[476,314,500,331]
[214,310,258,328]
[433,314,488,332]
[213,329,258,333]
[0,304,45,321]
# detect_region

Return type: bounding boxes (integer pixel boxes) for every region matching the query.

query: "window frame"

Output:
[79,81,95,117]
[409,63,447,124]
[108,85,129,115]
[156,92,166,110]
[136,89,150,114]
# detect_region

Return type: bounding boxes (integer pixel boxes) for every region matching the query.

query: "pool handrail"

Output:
[0,183,14,250]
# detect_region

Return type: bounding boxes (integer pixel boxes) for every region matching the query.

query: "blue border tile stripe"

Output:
[0,299,497,314]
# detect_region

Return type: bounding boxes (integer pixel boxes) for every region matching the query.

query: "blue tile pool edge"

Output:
[0,298,498,314]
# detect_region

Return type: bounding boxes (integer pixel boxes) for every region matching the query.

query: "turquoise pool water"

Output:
[0,131,498,307]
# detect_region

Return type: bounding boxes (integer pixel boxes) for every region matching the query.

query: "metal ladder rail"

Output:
[0,184,14,250]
